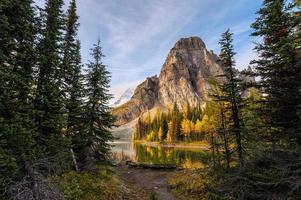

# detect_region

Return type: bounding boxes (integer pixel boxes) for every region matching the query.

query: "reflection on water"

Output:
[111,140,210,169]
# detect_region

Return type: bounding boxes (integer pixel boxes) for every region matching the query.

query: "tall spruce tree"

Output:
[0,0,38,196]
[219,29,244,169]
[80,40,115,170]
[35,0,66,156]
[251,0,301,147]
[294,0,301,148]
[62,0,83,171]
[62,0,79,90]
[209,79,232,170]
[66,41,83,171]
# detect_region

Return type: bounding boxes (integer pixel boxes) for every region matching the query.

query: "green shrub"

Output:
[168,169,232,200]
[54,168,122,200]
[149,190,158,200]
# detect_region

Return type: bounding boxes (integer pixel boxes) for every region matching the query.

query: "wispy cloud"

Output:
[88,0,202,99]
[33,0,262,100]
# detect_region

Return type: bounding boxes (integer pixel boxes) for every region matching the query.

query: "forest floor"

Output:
[116,165,178,200]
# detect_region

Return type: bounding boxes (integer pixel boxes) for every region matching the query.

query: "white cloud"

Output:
[101,0,200,64]
[33,0,260,99]
[89,0,203,97]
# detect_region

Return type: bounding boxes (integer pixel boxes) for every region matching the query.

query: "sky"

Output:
[34,0,263,102]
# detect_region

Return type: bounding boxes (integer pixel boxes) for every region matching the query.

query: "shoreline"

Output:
[134,141,210,150]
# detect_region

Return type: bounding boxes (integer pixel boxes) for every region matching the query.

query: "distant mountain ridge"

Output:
[112,88,134,107]
[113,36,253,125]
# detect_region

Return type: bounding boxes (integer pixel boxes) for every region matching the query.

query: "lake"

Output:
[111,140,211,169]
[110,123,211,169]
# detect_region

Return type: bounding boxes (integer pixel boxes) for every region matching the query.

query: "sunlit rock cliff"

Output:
[113,37,226,125]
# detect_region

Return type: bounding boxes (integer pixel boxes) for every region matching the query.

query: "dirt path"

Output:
[116,165,178,200]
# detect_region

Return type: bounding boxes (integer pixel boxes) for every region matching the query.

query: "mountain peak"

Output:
[114,36,224,125]
[173,36,206,50]
[112,88,134,107]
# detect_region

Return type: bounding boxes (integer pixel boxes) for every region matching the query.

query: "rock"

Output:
[114,76,160,125]
[113,36,253,125]
[158,36,224,110]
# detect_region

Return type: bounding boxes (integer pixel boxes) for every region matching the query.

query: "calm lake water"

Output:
[110,124,211,169]
[111,140,211,169]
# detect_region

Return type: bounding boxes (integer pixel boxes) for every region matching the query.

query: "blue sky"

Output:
[34,0,262,101]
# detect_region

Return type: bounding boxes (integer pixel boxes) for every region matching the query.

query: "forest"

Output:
[134,103,203,142]
[168,1,301,199]
[0,0,116,199]
[1,0,301,199]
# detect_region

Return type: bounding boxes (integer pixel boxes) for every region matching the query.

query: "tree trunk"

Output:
[232,102,244,169]
[211,133,216,168]
[70,148,79,172]
[220,105,231,170]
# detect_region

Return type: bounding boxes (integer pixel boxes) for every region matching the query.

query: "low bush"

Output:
[54,167,123,200]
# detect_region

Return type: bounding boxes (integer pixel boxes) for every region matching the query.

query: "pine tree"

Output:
[166,121,174,143]
[0,0,38,196]
[66,41,84,171]
[158,127,164,141]
[171,103,182,141]
[80,39,115,170]
[62,0,83,171]
[219,29,244,169]
[184,102,192,120]
[251,0,301,147]
[294,1,301,147]
[161,114,168,140]
[209,78,232,170]
[65,40,83,136]
[62,0,79,91]
[135,117,145,140]
[35,0,66,156]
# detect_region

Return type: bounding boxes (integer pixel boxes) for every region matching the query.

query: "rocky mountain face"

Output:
[114,37,226,125]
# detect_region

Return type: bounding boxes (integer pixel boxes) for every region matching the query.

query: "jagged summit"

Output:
[172,36,206,50]
[113,36,225,125]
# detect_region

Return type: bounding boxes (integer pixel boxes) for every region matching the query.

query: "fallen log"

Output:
[126,161,177,169]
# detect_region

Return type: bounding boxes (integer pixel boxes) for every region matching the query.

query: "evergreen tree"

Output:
[183,102,192,120]
[209,78,232,170]
[35,0,66,156]
[219,29,244,169]
[294,1,301,146]
[80,39,115,170]
[0,0,38,196]
[62,0,83,171]
[62,0,79,91]
[158,127,164,141]
[251,0,301,147]
[161,114,168,140]
[135,117,144,140]
[66,41,83,171]
[171,103,182,141]
[66,40,83,138]
[166,121,174,142]
[191,104,202,123]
